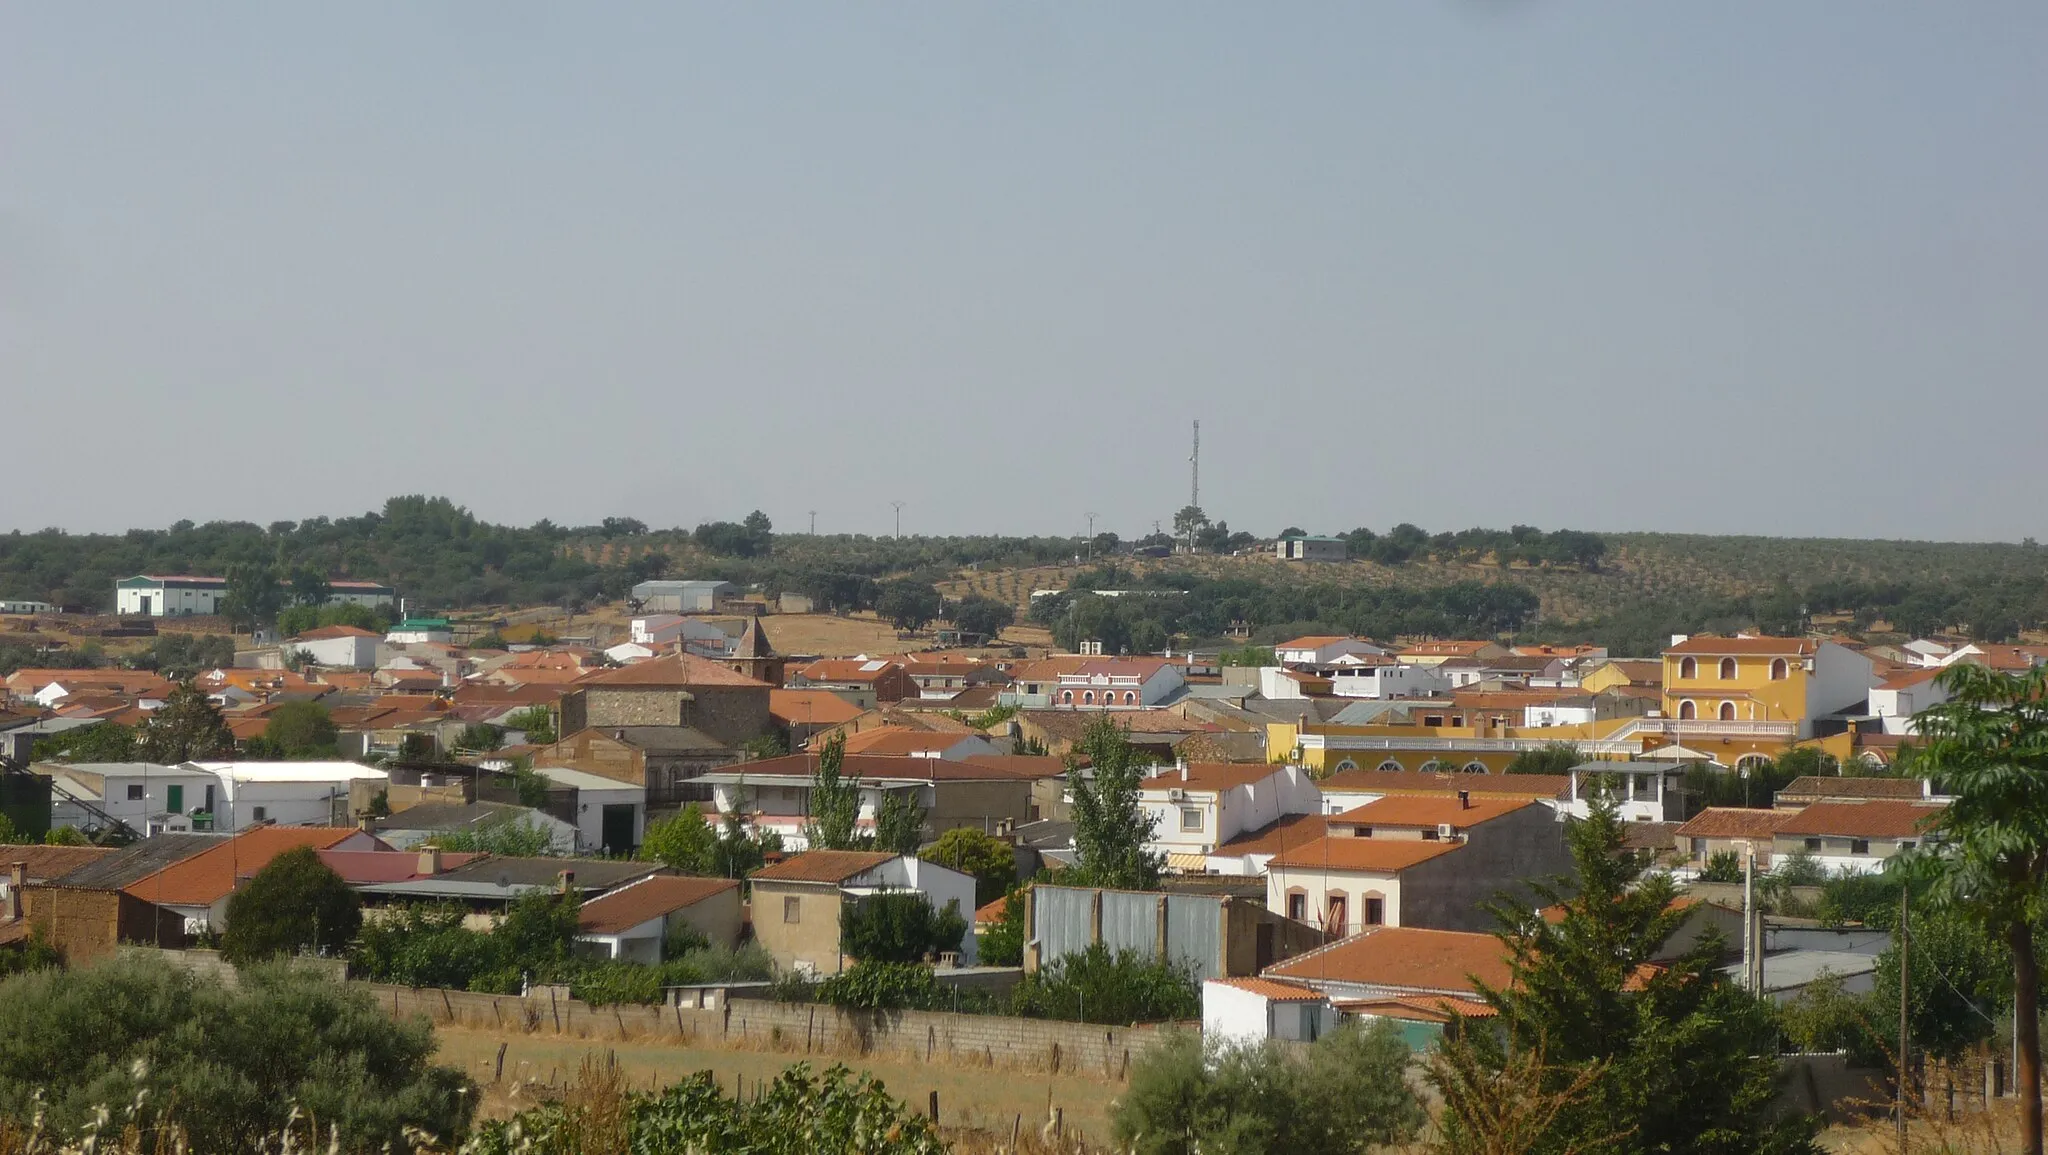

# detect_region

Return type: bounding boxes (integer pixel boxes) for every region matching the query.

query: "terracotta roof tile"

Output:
[579,653,770,689]
[0,845,114,882]
[751,850,897,884]
[577,875,739,934]
[1264,836,1464,873]
[768,690,865,727]
[1777,776,1928,801]
[737,754,1034,782]
[1675,808,1795,840]
[1215,812,1330,858]
[1209,976,1327,1002]
[1775,800,1945,839]
[122,827,366,906]
[1329,795,1534,829]
[1318,770,1570,800]
[1266,926,1509,993]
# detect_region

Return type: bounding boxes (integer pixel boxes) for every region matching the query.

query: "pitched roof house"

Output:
[749,851,976,975]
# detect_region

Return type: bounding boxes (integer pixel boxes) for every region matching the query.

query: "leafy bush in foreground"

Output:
[1115,1023,1424,1155]
[0,954,471,1153]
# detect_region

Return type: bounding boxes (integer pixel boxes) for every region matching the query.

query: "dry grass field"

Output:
[433,1023,1123,1145]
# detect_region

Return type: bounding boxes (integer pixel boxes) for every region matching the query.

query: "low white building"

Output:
[285,625,382,669]
[41,762,227,837]
[1202,977,1338,1047]
[1868,668,1949,736]
[533,764,649,855]
[574,875,744,963]
[182,761,389,831]
[1566,761,1688,823]
[1137,761,1320,872]
[115,575,228,617]
[385,618,454,645]
[1274,636,1389,667]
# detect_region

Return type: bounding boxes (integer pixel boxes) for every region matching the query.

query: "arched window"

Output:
[1081,691,1094,705]
[1678,699,1697,720]
[1376,759,1404,773]
[1679,657,1697,680]
[1718,701,1737,721]
[1061,690,1073,704]
[1334,759,1360,773]
[1771,658,1789,681]
[1735,753,1771,774]
[1418,760,1447,773]
[1719,658,1737,680]
[1462,761,1490,774]
[1123,691,1137,704]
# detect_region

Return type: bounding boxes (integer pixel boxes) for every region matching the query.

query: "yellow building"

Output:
[1660,635,1874,739]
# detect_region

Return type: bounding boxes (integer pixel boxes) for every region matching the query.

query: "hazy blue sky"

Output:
[5,4,2045,542]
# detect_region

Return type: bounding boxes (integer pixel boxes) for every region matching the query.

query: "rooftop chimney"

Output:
[557,869,575,894]
[418,846,443,876]
[6,862,24,922]
[1458,790,1471,810]
[1179,761,1189,783]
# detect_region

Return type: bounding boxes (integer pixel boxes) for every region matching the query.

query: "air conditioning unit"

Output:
[1167,788,1188,803]
[1436,823,1458,841]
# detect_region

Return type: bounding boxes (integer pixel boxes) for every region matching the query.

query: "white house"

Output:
[115,575,228,617]
[696,754,1033,852]
[286,625,382,669]
[182,761,389,831]
[1323,661,1447,700]
[1049,658,1186,710]
[630,580,736,614]
[385,618,454,645]
[1136,761,1320,873]
[41,762,227,837]
[750,851,979,969]
[1772,800,1945,876]
[1274,537,1347,562]
[1202,977,1338,1047]
[532,764,648,855]
[574,875,744,963]
[1274,636,1389,667]
[1868,667,1949,736]
[1566,761,1688,823]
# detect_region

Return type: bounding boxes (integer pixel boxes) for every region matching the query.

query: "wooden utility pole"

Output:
[1897,884,1910,1148]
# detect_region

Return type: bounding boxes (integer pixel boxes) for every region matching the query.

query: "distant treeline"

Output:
[1332,524,1608,569]
[1030,567,1543,654]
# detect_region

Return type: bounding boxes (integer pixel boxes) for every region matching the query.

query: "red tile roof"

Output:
[579,653,770,689]
[122,827,366,906]
[1775,800,1945,839]
[1776,776,1928,802]
[1337,995,1498,1021]
[1264,836,1464,873]
[577,875,739,934]
[1674,808,1794,840]
[751,850,897,884]
[316,849,482,884]
[1328,795,1534,830]
[0,846,114,882]
[738,754,1037,782]
[1214,812,1330,858]
[1318,770,1570,800]
[1266,926,1509,993]
[768,689,865,727]
[840,728,975,756]
[1208,976,1327,1002]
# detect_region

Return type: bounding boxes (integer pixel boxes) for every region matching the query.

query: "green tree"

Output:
[261,699,340,759]
[221,846,362,964]
[1912,663,2048,1154]
[839,893,967,963]
[1066,717,1162,889]
[1115,1023,1424,1155]
[135,680,235,763]
[504,704,557,744]
[1217,645,1277,668]
[454,721,503,752]
[289,566,332,607]
[32,720,137,762]
[0,955,472,1152]
[431,817,562,856]
[1010,943,1198,1023]
[876,579,943,631]
[1502,742,1582,776]
[220,562,286,630]
[1172,505,1209,540]
[1437,802,1818,1155]
[979,889,1025,966]
[641,803,718,874]
[1698,849,1743,883]
[951,594,1015,638]
[924,826,1018,905]
[713,808,782,879]
[802,734,862,850]
[871,790,927,855]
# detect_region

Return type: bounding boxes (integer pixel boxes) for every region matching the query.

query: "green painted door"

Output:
[166,784,184,814]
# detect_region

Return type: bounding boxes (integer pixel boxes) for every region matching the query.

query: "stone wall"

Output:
[366,985,1165,1079]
